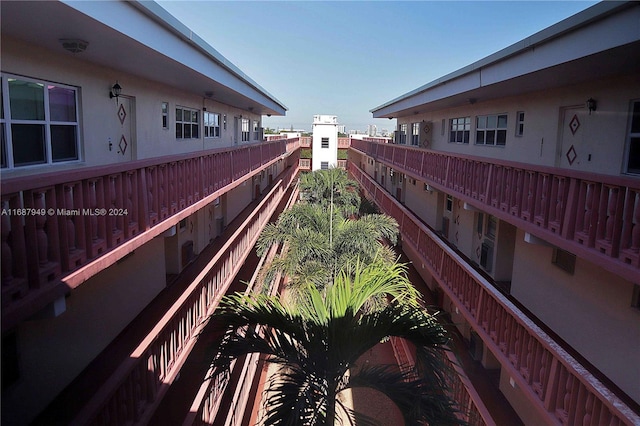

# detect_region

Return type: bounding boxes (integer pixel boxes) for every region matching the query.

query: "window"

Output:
[486,215,497,239]
[446,194,453,212]
[162,102,169,129]
[552,248,576,274]
[204,112,220,138]
[411,122,420,145]
[241,118,250,142]
[399,123,407,144]
[320,161,329,170]
[625,100,640,174]
[176,107,199,139]
[476,114,507,146]
[1,75,79,168]
[449,117,470,144]
[321,137,329,148]
[253,120,260,140]
[515,111,525,137]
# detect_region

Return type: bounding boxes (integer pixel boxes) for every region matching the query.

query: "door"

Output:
[557,106,588,171]
[112,96,135,162]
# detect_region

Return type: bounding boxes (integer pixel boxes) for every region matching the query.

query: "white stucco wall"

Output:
[5,237,166,425]
[397,74,640,176]
[511,228,640,402]
[312,115,338,171]
[1,36,263,178]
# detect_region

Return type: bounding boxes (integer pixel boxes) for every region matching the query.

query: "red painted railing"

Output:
[390,336,494,426]
[1,139,299,330]
[350,139,640,284]
[350,164,639,426]
[299,159,311,170]
[184,183,299,426]
[70,165,298,426]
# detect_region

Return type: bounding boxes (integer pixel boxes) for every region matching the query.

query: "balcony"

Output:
[349,163,640,426]
[33,164,299,426]
[1,138,300,331]
[350,139,640,284]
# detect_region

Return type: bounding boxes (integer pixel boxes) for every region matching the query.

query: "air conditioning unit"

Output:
[480,241,494,272]
[215,216,224,234]
[441,217,450,239]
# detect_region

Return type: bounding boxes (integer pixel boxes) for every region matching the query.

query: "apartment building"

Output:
[348,2,640,424]
[0,1,296,424]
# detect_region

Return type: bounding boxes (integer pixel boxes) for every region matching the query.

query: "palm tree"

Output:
[299,168,360,218]
[256,203,399,291]
[209,260,466,426]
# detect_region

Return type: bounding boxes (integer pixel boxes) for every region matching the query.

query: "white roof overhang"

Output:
[1,0,287,117]
[372,2,640,119]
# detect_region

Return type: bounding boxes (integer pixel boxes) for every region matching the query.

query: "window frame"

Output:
[203,111,221,138]
[476,113,508,146]
[515,111,525,137]
[253,120,260,140]
[411,122,420,146]
[624,99,640,175]
[321,137,329,148]
[399,123,407,145]
[162,102,169,130]
[320,161,329,170]
[1,73,81,169]
[449,116,470,144]
[176,106,200,139]
[241,118,250,142]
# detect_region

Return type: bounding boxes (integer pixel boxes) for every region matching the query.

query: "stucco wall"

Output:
[5,237,166,424]
[397,73,639,176]
[511,229,640,402]
[1,36,262,177]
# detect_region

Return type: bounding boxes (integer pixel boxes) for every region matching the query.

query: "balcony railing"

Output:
[337,137,350,148]
[184,181,300,426]
[350,163,639,426]
[390,336,494,426]
[1,139,299,330]
[69,165,297,426]
[299,158,311,170]
[350,139,640,284]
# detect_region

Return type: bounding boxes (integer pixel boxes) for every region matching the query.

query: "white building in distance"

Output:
[311,114,338,170]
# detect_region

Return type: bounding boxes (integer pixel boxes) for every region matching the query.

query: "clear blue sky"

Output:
[157,1,598,132]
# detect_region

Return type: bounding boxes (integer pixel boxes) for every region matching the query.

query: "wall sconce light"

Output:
[586,98,597,114]
[109,81,122,99]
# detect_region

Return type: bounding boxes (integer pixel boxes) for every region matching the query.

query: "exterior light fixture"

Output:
[109,81,122,99]
[60,39,88,53]
[586,98,597,114]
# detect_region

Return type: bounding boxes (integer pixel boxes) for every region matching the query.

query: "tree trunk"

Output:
[325,381,337,426]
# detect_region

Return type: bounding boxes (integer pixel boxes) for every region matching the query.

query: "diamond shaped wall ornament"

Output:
[118,104,127,125]
[119,135,128,155]
[566,145,577,165]
[569,114,580,135]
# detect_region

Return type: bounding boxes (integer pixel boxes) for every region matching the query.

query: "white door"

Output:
[557,106,588,170]
[112,96,135,161]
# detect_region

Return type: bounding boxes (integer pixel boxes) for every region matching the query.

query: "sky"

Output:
[156,1,598,133]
